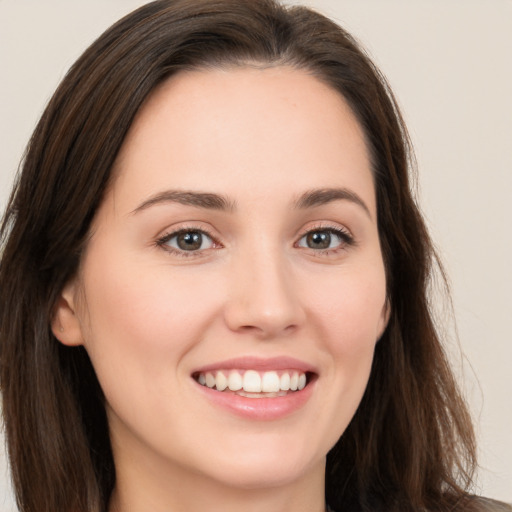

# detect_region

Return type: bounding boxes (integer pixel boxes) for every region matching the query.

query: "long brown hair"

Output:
[0,1,482,511]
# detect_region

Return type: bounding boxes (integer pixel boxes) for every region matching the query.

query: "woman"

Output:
[0,1,509,511]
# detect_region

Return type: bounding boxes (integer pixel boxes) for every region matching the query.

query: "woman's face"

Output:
[56,67,388,494]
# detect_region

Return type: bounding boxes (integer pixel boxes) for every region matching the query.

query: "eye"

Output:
[160,229,215,253]
[297,228,352,251]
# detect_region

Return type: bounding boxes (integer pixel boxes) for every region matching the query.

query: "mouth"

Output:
[193,369,314,398]
[191,357,317,419]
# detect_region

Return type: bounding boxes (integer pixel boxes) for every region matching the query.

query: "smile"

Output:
[194,369,308,397]
[192,357,317,419]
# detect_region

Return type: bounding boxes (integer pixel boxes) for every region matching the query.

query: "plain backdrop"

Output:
[0,1,511,510]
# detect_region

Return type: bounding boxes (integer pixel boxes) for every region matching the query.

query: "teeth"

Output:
[205,373,215,388]
[228,371,243,391]
[280,373,290,391]
[216,370,228,391]
[196,369,308,394]
[261,371,280,393]
[290,372,299,391]
[243,370,261,392]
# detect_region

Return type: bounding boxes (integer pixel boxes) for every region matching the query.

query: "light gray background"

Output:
[1,1,511,510]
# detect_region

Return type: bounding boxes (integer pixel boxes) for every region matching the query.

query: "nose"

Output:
[223,248,305,338]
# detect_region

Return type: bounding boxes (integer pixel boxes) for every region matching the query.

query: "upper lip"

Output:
[192,356,317,374]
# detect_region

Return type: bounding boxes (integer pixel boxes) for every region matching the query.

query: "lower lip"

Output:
[194,380,315,421]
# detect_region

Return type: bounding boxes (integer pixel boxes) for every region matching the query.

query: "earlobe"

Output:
[377,299,391,341]
[51,280,84,346]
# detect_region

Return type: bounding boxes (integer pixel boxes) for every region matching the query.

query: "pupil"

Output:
[307,231,330,249]
[177,232,202,251]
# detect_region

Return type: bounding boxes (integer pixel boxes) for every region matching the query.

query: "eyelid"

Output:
[296,221,354,240]
[155,223,222,258]
[294,222,356,252]
[153,220,355,258]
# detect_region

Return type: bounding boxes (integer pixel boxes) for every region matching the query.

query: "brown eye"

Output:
[165,230,214,252]
[305,231,332,249]
[297,228,350,251]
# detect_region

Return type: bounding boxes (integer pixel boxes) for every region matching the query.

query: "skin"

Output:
[53,67,389,512]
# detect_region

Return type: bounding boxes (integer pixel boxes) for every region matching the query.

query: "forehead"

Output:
[109,66,374,215]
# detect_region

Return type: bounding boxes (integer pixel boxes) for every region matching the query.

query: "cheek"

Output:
[288,264,386,453]
[76,248,226,405]
[75,253,228,443]
[305,263,386,401]
[81,254,216,347]
[308,264,387,349]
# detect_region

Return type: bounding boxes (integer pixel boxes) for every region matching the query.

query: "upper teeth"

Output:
[197,370,307,393]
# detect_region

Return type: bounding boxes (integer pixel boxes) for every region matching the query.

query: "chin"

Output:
[209,457,320,491]
[188,433,326,491]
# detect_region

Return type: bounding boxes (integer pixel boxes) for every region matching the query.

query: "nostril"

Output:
[223,267,305,336]
[235,323,299,340]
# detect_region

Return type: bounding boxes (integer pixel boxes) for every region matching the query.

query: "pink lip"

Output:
[192,356,317,421]
[192,356,317,374]
[195,380,315,421]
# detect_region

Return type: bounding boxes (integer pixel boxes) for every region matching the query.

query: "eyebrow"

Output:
[131,190,235,214]
[294,188,371,218]
[131,187,371,218]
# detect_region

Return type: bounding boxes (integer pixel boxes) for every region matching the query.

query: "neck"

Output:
[109,450,326,512]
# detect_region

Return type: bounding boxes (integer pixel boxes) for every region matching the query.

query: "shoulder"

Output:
[472,497,512,512]
[326,497,512,512]
[451,496,512,512]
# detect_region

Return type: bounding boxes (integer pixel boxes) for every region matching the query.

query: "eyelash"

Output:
[295,224,355,255]
[155,224,355,258]
[156,226,220,258]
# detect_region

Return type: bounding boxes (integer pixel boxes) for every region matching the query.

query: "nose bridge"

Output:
[224,239,304,337]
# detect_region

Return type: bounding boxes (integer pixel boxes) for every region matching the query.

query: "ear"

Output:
[51,279,84,346]
[377,298,391,341]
